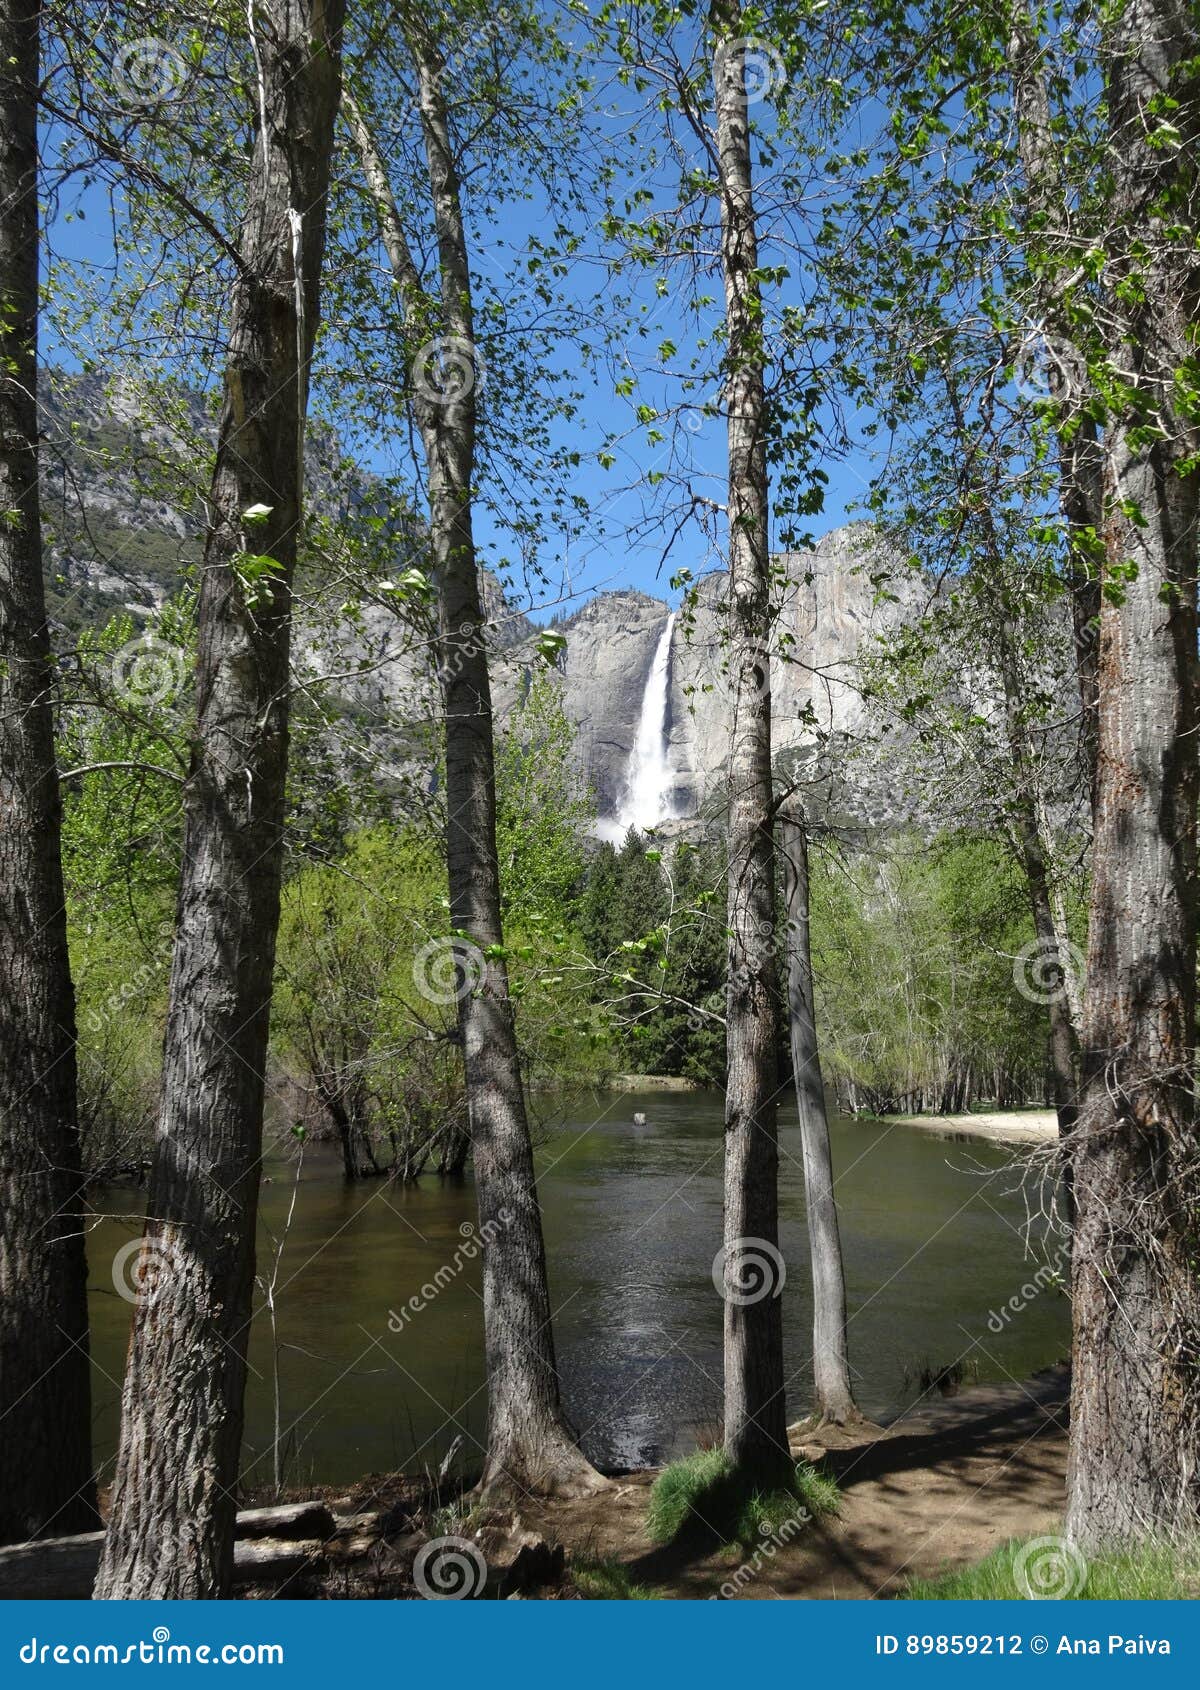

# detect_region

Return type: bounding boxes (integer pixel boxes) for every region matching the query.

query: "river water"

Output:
[86,1092,1069,1490]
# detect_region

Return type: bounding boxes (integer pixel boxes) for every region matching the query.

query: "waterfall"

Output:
[611,612,677,835]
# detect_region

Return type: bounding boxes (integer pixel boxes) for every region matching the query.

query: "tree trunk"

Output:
[1057,419,1103,813]
[1006,3,1103,811]
[993,617,1080,1146]
[320,1088,362,1180]
[0,0,96,1545]
[711,1,789,1480]
[93,0,344,1598]
[1023,842,1079,1137]
[2,1503,338,1600]
[1066,0,1200,1549]
[939,357,1082,1158]
[1042,799,1084,1030]
[779,805,859,1426]
[435,1118,470,1177]
[347,43,600,1497]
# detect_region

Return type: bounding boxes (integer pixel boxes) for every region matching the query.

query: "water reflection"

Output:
[87,1094,1069,1487]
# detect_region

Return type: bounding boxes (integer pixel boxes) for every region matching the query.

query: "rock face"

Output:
[39,372,915,829]
[498,524,918,830]
[39,369,385,635]
[493,590,669,820]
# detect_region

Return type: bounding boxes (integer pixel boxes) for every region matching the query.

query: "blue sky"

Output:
[41,21,885,628]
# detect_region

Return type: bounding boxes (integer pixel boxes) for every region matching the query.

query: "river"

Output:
[86,1091,1070,1490]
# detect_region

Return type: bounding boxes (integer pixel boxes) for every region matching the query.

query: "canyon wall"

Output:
[496,524,923,832]
[42,373,920,831]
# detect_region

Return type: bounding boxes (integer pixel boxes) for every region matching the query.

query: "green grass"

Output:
[570,1555,662,1600]
[906,1536,1200,1601]
[646,1448,839,1548]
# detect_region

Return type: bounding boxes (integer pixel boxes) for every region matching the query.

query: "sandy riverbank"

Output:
[605,1073,702,1092]
[879,1109,1057,1147]
[603,1083,1059,1142]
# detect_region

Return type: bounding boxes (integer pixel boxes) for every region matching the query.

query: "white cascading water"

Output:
[611,611,677,835]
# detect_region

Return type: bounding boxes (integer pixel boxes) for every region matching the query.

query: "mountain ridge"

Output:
[38,371,912,831]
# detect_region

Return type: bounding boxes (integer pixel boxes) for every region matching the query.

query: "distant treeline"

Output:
[578,827,1082,1117]
[61,604,1079,1181]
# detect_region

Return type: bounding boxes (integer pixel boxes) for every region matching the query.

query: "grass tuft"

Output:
[570,1555,662,1600]
[646,1448,730,1544]
[906,1535,1200,1601]
[646,1448,838,1548]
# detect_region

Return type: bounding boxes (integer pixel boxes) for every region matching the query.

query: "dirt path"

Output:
[526,1368,1069,1599]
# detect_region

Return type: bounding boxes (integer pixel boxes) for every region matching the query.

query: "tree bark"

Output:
[1018,827,1079,1137]
[0,0,97,1545]
[711,1,789,1480]
[347,37,600,1497]
[1006,3,1103,809]
[779,805,858,1426]
[939,360,1082,1152]
[1066,0,1200,1549]
[1057,419,1103,813]
[993,616,1080,1145]
[93,0,344,1598]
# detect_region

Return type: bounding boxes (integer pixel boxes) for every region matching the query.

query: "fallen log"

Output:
[0,1511,336,1600]
[0,1534,103,1601]
[232,1502,337,1541]
[232,1538,327,1590]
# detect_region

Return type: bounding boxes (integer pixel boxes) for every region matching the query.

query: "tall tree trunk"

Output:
[711,2,788,1480]
[94,0,344,1598]
[993,616,1080,1144]
[1057,420,1103,813]
[435,1118,470,1177]
[1040,795,1084,1030]
[0,0,96,1544]
[1017,826,1079,1136]
[1066,0,1200,1549]
[1006,3,1103,809]
[779,804,858,1426]
[347,40,600,1497]
[319,1087,363,1179]
[941,361,1083,1156]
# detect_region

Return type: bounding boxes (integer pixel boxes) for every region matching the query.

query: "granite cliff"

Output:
[494,525,923,833]
[41,374,916,832]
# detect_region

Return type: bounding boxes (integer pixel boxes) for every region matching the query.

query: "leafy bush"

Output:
[59,603,191,1175]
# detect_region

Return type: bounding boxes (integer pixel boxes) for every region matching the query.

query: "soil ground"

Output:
[521,1366,1070,1599]
[53,1368,1068,1600]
